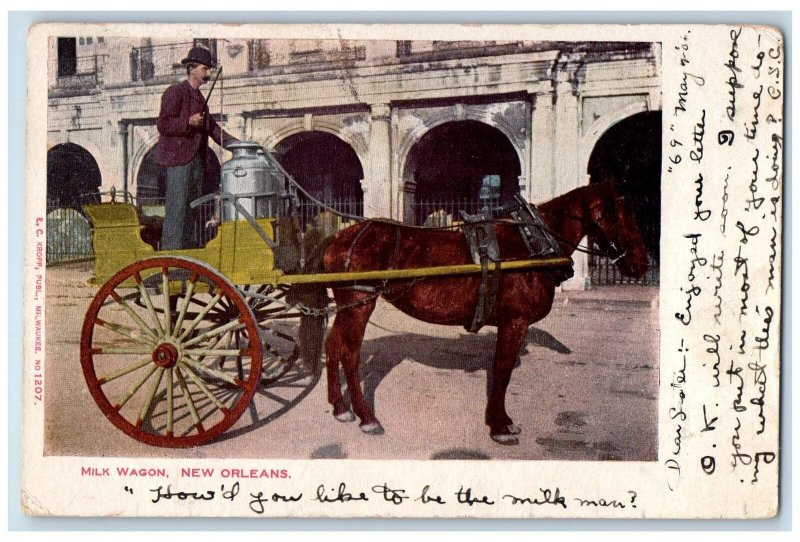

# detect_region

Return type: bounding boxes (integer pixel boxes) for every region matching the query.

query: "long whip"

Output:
[203,65,222,107]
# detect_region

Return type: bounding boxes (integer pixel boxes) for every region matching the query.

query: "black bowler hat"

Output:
[181,46,217,68]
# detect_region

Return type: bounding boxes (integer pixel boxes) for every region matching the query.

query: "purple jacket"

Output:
[155,80,236,167]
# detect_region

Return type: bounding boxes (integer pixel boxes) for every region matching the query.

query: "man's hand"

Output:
[189,112,204,128]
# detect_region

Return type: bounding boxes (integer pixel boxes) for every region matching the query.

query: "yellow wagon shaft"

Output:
[277,257,573,285]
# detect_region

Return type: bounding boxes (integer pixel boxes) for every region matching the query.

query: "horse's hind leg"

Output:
[325,307,354,422]
[325,291,380,432]
[342,298,383,434]
[486,318,529,445]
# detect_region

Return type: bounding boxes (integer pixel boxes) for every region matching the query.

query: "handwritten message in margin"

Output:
[663,25,782,515]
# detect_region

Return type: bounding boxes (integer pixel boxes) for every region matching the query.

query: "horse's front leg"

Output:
[486,318,529,445]
[324,290,381,433]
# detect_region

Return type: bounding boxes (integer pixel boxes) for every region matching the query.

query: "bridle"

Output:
[551,195,629,263]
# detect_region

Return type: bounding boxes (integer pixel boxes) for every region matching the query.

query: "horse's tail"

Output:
[287,228,335,373]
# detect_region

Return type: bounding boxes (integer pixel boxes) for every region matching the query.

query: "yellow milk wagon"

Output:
[79,142,571,448]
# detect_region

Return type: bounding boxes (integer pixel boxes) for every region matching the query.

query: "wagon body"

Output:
[83,202,280,287]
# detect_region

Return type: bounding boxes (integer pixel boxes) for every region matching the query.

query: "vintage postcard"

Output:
[22,22,783,518]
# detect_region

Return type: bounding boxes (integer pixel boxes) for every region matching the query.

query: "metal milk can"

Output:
[220,141,284,221]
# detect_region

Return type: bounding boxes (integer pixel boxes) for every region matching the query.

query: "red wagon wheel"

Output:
[80,257,262,448]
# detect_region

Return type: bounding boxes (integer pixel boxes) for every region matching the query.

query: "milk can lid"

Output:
[226,140,264,151]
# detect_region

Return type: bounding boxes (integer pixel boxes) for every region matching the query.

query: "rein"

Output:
[563,236,627,264]
[547,196,629,263]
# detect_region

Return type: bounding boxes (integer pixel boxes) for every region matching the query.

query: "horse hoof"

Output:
[508,424,522,435]
[360,422,385,435]
[335,411,356,423]
[491,433,520,446]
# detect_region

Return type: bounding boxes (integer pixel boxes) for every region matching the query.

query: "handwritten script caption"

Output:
[665,25,782,499]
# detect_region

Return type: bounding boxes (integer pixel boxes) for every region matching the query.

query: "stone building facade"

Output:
[47,36,661,287]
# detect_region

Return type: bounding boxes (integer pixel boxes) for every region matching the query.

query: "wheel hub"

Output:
[152,342,180,368]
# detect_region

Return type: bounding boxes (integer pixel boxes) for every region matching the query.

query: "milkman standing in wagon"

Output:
[155,45,238,250]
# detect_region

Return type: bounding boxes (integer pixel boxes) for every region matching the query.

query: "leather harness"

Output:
[459,195,572,333]
[338,198,572,333]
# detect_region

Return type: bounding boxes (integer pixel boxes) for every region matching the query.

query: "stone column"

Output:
[243,116,253,141]
[402,180,416,225]
[552,68,586,290]
[364,103,392,218]
[554,81,581,194]
[117,122,129,197]
[529,91,556,204]
[227,113,246,141]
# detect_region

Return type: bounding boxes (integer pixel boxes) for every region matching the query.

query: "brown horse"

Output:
[320,182,648,444]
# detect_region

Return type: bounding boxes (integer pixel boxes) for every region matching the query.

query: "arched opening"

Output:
[403,120,521,225]
[47,143,101,208]
[273,131,364,226]
[46,143,101,263]
[136,146,222,203]
[135,146,222,249]
[587,110,661,285]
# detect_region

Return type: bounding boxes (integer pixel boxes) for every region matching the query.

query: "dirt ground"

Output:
[43,261,659,462]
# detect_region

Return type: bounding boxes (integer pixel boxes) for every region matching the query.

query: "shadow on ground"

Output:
[355,327,570,419]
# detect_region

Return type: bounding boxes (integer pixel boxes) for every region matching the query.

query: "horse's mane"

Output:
[538,182,617,222]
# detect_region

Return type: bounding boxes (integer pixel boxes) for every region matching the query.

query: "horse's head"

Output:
[585,184,649,278]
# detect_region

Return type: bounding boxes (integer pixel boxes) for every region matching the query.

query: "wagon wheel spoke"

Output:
[177,293,223,341]
[91,347,154,355]
[261,340,293,380]
[171,273,198,338]
[96,356,153,384]
[165,368,174,436]
[175,367,204,434]
[134,272,164,336]
[107,291,159,343]
[115,365,160,411]
[180,364,230,412]
[199,329,232,367]
[94,318,156,347]
[185,347,245,359]
[137,367,166,427]
[183,318,246,348]
[258,311,305,321]
[234,329,245,383]
[181,355,245,387]
[161,268,172,336]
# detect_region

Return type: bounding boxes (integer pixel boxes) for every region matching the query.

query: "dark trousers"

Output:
[161,153,203,250]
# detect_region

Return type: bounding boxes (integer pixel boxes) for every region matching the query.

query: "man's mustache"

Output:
[202,75,211,82]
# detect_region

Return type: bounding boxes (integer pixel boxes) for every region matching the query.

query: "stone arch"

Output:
[130,133,161,195]
[579,101,652,184]
[401,119,522,225]
[263,118,368,171]
[46,142,102,208]
[132,134,222,203]
[272,130,365,208]
[398,111,527,184]
[47,136,109,188]
[585,109,662,284]
[46,135,106,166]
